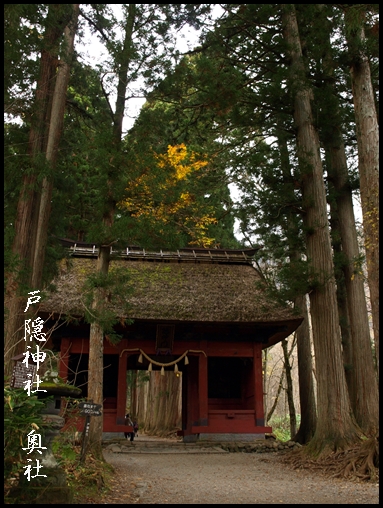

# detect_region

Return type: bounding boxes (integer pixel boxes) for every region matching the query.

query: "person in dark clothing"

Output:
[124,413,134,441]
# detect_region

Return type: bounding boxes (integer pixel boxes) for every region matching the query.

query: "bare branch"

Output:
[79,8,111,44]
[100,73,115,121]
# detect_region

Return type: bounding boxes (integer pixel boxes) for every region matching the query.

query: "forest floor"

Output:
[87,434,379,504]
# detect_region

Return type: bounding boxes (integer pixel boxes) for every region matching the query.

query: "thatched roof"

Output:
[39,250,302,328]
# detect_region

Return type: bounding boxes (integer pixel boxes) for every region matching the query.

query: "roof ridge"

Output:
[56,237,261,263]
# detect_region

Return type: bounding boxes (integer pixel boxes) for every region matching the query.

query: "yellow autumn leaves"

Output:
[156,143,208,178]
[118,144,217,247]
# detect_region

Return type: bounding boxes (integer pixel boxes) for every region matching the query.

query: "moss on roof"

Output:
[39,256,301,324]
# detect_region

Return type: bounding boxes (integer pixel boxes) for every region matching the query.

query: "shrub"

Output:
[269,414,301,441]
[4,384,51,485]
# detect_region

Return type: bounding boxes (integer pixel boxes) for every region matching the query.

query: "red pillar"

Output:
[198,342,208,427]
[253,342,264,426]
[59,338,71,382]
[184,356,199,436]
[116,340,128,425]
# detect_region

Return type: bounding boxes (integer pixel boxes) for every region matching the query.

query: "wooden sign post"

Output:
[79,400,102,463]
[10,354,37,388]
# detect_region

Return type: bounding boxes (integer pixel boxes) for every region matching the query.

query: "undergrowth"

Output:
[51,431,115,504]
[4,385,51,503]
[5,427,115,504]
[269,414,301,442]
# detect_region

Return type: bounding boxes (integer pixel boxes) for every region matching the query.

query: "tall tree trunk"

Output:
[282,4,361,455]
[164,373,182,432]
[137,371,149,430]
[326,139,378,435]
[87,246,110,459]
[317,4,379,436]
[32,4,80,288]
[266,368,285,423]
[275,118,317,444]
[344,6,379,378]
[156,372,168,435]
[262,350,268,419]
[292,294,317,444]
[138,370,181,436]
[130,370,138,418]
[282,338,297,438]
[145,371,161,433]
[327,192,355,401]
[4,5,69,377]
[87,4,136,458]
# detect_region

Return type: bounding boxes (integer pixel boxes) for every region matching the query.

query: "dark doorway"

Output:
[103,354,119,398]
[67,353,88,398]
[208,357,242,399]
[67,353,119,402]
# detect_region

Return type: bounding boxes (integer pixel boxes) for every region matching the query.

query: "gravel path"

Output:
[98,436,379,505]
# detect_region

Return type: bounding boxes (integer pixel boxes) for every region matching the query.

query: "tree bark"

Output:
[137,371,150,430]
[282,338,297,439]
[292,294,317,444]
[266,367,285,424]
[144,371,162,433]
[326,138,379,436]
[32,4,80,289]
[157,372,168,435]
[130,370,138,418]
[282,4,361,455]
[4,5,68,377]
[316,4,379,436]
[87,246,110,460]
[136,370,181,435]
[344,6,379,378]
[275,116,317,444]
[327,191,355,403]
[262,350,268,420]
[164,372,182,432]
[87,4,136,457]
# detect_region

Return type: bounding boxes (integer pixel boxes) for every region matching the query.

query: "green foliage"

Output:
[4,4,45,114]
[4,4,240,278]
[123,54,242,249]
[4,122,31,287]
[126,370,150,415]
[4,385,51,483]
[52,435,78,463]
[82,266,134,344]
[269,414,301,442]
[50,430,114,504]
[137,370,151,385]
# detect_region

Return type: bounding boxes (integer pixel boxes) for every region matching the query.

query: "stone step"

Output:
[102,436,302,454]
[103,440,228,454]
